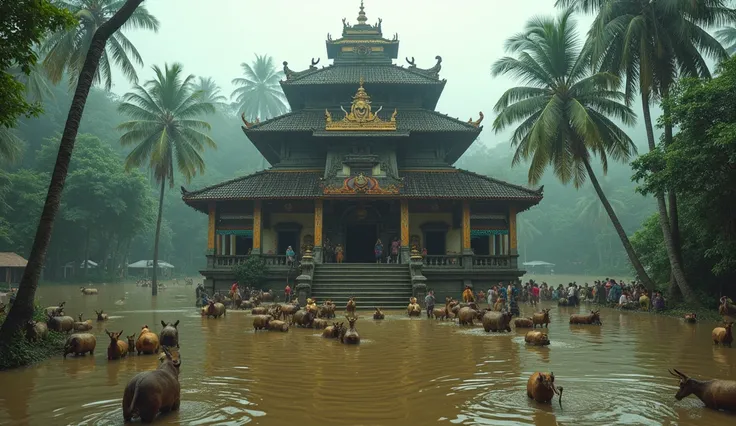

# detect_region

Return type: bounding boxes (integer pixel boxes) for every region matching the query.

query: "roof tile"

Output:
[282,64,442,85]
[183,169,542,203]
[246,109,479,133]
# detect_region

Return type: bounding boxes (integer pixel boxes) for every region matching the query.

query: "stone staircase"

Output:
[310,263,413,310]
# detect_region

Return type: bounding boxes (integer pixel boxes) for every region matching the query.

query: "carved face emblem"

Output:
[353,100,369,120]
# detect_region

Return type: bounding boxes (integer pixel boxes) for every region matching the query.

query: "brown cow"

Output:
[25,320,48,341]
[532,309,551,328]
[712,322,734,347]
[63,333,96,358]
[47,313,74,333]
[253,315,271,331]
[525,331,551,346]
[482,311,513,332]
[323,322,344,339]
[514,317,534,328]
[457,306,481,326]
[669,368,736,412]
[204,301,226,319]
[136,325,161,355]
[122,347,181,423]
[684,313,697,323]
[569,311,602,325]
[527,372,563,405]
[268,319,290,332]
[94,309,108,321]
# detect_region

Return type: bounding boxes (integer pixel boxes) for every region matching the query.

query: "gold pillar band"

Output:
[314,199,323,246]
[462,200,471,249]
[400,200,409,246]
[253,200,262,250]
[207,203,216,250]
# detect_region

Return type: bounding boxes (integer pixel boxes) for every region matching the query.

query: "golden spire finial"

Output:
[357,0,368,24]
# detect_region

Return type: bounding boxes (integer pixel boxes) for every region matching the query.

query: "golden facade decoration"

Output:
[253,201,262,250]
[462,200,471,249]
[322,173,401,195]
[314,200,323,246]
[468,111,484,128]
[400,200,410,246]
[325,77,397,131]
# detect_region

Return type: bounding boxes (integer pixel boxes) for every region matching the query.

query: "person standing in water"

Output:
[425,290,436,318]
[374,239,383,264]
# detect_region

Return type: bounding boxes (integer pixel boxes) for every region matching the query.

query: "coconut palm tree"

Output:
[491,8,655,291]
[43,0,159,90]
[192,77,228,110]
[0,0,145,345]
[117,62,216,295]
[231,54,288,121]
[557,0,733,304]
[517,216,542,263]
[575,182,627,228]
[0,129,24,165]
[716,26,736,55]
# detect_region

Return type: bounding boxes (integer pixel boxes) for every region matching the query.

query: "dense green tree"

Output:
[557,0,734,304]
[118,62,216,295]
[491,8,655,290]
[633,57,736,292]
[231,54,288,121]
[42,0,159,90]
[0,0,145,352]
[0,0,73,129]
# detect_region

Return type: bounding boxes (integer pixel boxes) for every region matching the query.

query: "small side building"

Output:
[0,252,28,285]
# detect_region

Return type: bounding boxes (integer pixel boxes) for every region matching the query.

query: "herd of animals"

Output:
[13,288,736,422]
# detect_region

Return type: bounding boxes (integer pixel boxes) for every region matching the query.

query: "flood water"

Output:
[1,282,735,426]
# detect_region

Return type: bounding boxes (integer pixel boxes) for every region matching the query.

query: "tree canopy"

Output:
[0,0,73,128]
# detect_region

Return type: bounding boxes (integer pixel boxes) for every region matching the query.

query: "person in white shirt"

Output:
[618,293,629,308]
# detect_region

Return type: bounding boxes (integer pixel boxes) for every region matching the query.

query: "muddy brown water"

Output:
[1,283,735,425]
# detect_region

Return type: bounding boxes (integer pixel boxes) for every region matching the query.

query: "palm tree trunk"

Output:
[0,0,145,344]
[582,158,655,293]
[662,89,683,301]
[151,177,165,296]
[641,94,697,305]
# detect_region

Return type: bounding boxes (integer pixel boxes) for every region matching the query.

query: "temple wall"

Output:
[262,213,314,254]
[408,212,462,253]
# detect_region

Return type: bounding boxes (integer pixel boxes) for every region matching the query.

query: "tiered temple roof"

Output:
[182,2,543,213]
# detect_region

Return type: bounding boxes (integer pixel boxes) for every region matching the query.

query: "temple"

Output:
[182,2,543,307]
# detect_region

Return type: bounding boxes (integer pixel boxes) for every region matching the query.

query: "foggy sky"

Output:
[116,0,594,149]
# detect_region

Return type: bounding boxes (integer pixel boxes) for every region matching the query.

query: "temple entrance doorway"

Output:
[345,224,378,263]
[425,231,446,255]
[277,231,298,257]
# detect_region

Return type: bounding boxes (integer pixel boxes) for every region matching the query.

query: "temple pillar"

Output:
[509,204,518,255]
[207,203,216,268]
[230,235,236,256]
[400,200,410,263]
[313,199,324,263]
[252,200,262,255]
[462,200,473,269]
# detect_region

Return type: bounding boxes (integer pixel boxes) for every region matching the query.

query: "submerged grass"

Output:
[0,305,66,371]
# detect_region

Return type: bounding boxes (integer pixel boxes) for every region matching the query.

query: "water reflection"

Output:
[1,284,736,425]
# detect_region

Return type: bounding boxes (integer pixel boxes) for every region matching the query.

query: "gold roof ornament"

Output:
[241,112,260,129]
[468,111,484,128]
[325,77,397,131]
